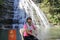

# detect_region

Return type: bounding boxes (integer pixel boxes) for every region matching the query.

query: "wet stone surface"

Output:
[0,0,26,29]
[0,0,14,29]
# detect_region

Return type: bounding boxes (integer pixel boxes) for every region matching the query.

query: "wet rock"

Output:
[0,19,13,24]
[0,0,14,29]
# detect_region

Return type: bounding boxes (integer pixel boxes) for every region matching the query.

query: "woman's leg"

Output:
[23,35,38,40]
[23,36,31,40]
[29,35,38,40]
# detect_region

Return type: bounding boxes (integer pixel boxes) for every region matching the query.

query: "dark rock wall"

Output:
[0,0,14,29]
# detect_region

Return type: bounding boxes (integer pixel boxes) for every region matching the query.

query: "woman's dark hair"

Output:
[26,17,32,22]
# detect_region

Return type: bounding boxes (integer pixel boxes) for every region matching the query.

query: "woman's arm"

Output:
[32,24,37,36]
[24,28,32,35]
[24,24,33,35]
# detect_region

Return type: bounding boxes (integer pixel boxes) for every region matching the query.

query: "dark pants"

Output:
[23,35,38,40]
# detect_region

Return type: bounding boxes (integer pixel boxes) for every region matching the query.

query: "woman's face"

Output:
[27,19,32,23]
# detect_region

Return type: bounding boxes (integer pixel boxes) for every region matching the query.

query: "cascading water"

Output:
[14,0,51,40]
[13,0,27,29]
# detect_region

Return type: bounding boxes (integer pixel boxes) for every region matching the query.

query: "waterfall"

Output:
[14,0,51,40]
[13,0,27,29]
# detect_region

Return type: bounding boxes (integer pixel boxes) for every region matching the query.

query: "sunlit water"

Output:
[14,0,51,40]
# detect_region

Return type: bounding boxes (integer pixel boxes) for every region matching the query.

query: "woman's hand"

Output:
[24,28,33,35]
[26,30,33,35]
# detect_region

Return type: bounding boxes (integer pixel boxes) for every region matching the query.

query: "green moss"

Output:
[0,0,4,4]
[39,0,60,25]
[49,27,60,39]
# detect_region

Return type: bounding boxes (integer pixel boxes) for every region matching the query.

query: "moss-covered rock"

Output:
[37,0,60,25]
[0,0,4,4]
[49,26,60,40]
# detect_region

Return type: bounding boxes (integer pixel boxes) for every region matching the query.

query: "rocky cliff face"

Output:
[32,0,41,3]
[0,0,14,29]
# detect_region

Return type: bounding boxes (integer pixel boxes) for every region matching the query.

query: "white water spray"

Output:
[14,0,51,40]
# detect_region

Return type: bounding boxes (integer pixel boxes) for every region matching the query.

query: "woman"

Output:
[23,17,38,40]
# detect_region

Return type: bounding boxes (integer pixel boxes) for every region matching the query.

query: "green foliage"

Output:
[38,0,60,25]
[0,0,4,4]
[0,0,4,16]
[33,0,43,3]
